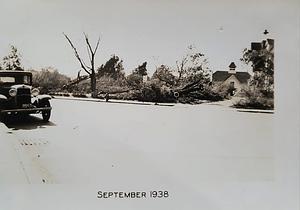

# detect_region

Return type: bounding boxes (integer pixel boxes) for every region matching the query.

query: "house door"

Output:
[229,81,235,96]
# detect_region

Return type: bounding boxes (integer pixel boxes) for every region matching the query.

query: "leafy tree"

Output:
[241,42,274,91]
[1,45,23,70]
[133,61,148,76]
[242,46,274,76]
[234,39,274,109]
[175,46,210,87]
[97,55,125,79]
[31,67,71,93]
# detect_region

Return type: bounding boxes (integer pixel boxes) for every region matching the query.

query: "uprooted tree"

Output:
[124,46,220,103]
[63,33,100,98]
[174,45,211,96]
[152,65,175,87]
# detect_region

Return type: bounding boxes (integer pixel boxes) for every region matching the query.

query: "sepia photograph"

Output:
[0,0,299,209]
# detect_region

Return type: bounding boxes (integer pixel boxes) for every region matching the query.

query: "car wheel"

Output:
[41,100,51,122]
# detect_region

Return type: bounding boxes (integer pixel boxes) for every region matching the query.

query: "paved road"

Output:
[2,98,274,184]
[1,98,275,209]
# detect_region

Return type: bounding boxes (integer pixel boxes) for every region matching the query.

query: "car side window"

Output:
[0,76,16,83]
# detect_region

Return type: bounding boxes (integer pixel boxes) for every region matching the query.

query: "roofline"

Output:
[213,70,250,74]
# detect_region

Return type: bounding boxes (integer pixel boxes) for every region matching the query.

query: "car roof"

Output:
[0,70,32,75]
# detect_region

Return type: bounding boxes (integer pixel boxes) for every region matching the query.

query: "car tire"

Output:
[41,100,51,122]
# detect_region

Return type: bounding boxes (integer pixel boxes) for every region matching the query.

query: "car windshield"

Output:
[0,75,31,85]
[23,75,31,84]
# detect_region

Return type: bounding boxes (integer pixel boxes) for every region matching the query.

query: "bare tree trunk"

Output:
[63,33,100,98]
[90,72,97,98]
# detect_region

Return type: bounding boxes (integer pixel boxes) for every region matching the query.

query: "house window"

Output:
[230,81,235,88]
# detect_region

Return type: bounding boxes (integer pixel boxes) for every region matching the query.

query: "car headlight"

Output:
[9,88,17,97]
[31,88,40,97]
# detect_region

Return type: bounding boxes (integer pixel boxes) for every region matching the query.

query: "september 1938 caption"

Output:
[97,190,169,199]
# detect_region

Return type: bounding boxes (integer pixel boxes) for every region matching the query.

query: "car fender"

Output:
[32,95,51,106]
[37,95,52,101]
[0,94,8,101]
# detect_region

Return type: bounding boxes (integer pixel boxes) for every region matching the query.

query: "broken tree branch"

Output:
[63,33,91,75]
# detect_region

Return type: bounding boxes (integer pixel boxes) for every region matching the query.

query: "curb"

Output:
[235,108,274,114]
[202,101,274,114]
[52,96,175,107]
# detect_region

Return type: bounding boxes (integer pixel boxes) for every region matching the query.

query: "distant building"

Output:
[212,62,251,96]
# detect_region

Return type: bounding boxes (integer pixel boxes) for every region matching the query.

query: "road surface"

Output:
[1,98,275,209]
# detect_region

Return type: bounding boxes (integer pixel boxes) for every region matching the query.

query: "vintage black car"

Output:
[0,70,52,121]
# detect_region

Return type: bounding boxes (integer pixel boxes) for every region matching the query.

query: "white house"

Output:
[212,62,251,95]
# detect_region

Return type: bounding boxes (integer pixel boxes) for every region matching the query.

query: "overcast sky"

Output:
[0,0,298,77]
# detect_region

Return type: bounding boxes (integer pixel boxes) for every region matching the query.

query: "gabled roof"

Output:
[212,71,251,84]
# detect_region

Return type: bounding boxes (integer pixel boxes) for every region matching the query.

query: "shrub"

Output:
[212,84,234,99]
[72,92,88,98]
[233,87,274,110]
